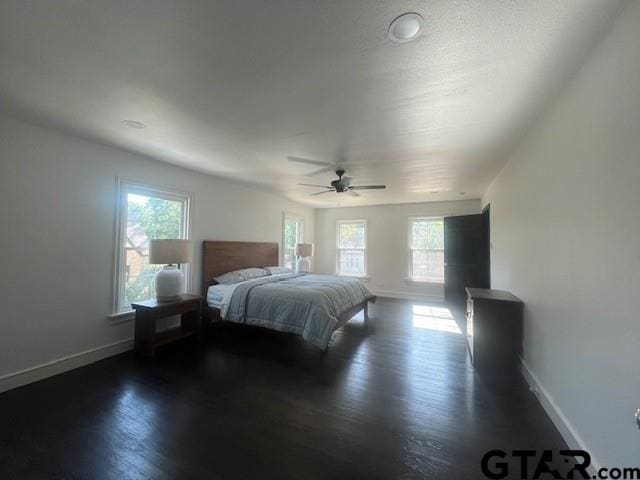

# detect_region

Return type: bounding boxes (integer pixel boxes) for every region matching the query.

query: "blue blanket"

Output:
[224,273,375,350]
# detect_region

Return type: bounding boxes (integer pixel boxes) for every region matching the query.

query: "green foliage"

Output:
[123,194,183,306]
[284,220,299,249]
[138,197,182,240]
[411,220,443,249]
[338,222,365,248]
[124,270,157,305]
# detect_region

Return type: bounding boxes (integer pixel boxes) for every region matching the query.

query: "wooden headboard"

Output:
[201,241,279,294]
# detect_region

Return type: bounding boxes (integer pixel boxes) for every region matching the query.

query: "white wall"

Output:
[0,115,313,387]
[314,200,480,301]
[482,1,640,468]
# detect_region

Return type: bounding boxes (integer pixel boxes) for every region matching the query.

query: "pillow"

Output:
[264,266,293,275]
[214,267,269,285]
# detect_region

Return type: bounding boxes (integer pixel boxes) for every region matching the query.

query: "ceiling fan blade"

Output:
[349,185,386,190]
[342,176,353,186]
[311,190,335,196]
[287,156,333,167]
[306,166,338,177]
[297,183,332,188]
[346,189,360,197]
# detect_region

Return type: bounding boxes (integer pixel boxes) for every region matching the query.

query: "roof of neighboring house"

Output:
[126,221,149,253]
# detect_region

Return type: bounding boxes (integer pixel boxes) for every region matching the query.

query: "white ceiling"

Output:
[0,0,624,207]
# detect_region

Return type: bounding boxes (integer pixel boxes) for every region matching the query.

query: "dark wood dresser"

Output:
[465,288,523,373]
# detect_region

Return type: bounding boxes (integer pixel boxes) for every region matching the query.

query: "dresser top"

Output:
[466,288,522,303]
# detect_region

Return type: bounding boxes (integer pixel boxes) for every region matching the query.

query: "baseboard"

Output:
[521,359,601,472]
[374,289,444,303]
[0,338,134,394]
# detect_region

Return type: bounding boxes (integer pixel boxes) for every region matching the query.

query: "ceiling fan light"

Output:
[298,169,386,197]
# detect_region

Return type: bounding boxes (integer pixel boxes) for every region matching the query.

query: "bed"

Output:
[201,240,376,350]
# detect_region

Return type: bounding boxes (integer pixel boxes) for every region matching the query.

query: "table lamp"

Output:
[148,239,192,301]
[295,243,314,273]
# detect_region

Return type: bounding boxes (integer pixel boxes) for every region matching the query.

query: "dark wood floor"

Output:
[0,298,569,479]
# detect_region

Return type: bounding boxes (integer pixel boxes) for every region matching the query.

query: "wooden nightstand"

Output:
[131,294,203,357]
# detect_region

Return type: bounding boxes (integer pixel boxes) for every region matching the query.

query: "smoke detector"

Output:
[389,13,424,43]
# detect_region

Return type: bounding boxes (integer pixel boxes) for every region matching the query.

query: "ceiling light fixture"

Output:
[122,120,146,129]
[388,12,424,43]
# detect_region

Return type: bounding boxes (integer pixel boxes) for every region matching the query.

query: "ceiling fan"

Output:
[298,169,386,197]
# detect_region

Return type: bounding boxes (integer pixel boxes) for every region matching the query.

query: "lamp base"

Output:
[296,256,311,273]
[155,265,184,302]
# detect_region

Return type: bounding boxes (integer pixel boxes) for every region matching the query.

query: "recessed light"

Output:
[122,120,146,129]
[389,13,424,43]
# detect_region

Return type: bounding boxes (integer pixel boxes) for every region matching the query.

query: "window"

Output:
[407,217,444,283]
[113,180,191,314]
[336,220,368,277]
[282,214,304,270]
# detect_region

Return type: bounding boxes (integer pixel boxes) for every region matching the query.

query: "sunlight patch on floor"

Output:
[412,304,461,334]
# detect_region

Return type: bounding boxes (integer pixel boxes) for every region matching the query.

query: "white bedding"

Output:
[206,283,233,310]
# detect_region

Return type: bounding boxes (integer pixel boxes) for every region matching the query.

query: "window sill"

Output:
[404,278,444,286]
[108,310,135,323]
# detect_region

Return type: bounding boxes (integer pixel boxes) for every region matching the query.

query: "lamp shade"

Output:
[149,239,192,265]
[295,243,314,257]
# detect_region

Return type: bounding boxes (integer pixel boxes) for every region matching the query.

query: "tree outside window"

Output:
[408,218,444,283]
[283,216,303,270]
[114,181,190,314]
[337,220,367,276]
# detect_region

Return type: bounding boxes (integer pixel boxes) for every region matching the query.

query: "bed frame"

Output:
[200,240,372,345]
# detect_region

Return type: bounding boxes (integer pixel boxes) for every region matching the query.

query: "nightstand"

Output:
[131,294,203,357]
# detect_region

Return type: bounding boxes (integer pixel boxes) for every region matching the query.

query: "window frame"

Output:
[335,219,369,278]
[406,216,444,285]
[111,178,193,318]
[282,212,305,270]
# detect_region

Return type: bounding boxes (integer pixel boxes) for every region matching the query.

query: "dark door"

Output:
[444,214,490,315]
[481,204,491,287]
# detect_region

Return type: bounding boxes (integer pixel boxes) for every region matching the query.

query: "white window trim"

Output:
[405,216,444,285]
[335,218,370,279]
[282,212,305,268]
[110,177,193,319]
